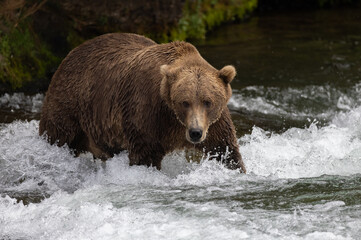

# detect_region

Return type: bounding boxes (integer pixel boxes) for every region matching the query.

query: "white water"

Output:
[229,84,361,120]
[0,93,44,113]
[1,91,361,239]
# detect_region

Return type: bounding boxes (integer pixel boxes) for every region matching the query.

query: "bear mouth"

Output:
[188,139,202,144]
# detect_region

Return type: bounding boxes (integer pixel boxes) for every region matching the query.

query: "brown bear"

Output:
[39,33,246,173]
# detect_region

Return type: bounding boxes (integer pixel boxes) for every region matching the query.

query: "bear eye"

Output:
[203,100,212,108]
[182,101,190,108]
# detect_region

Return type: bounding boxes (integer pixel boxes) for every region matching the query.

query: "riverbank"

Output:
[0,0,360,93]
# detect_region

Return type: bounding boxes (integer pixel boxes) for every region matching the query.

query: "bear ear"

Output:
[219,65,236,84]
[160,64,170,77]
[160,64,180,83]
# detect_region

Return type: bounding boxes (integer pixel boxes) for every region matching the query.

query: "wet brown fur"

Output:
[39,33,246,173]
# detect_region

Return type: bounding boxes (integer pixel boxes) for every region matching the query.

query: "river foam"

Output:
[229,84,361,121]
[241,109,361,178]
[0,93,44,113]
[2,190,359,240]
[1,96,361,239]
[1,105,361,197]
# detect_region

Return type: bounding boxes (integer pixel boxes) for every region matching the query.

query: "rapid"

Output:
[1,8,361,240]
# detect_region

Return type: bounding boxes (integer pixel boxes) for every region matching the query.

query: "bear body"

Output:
[39,33,246,173]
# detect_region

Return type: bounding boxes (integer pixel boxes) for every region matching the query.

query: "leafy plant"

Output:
[0,0,60,90]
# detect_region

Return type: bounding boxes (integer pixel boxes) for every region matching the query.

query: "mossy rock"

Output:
[0,23,61,92]
[169,0,258,41]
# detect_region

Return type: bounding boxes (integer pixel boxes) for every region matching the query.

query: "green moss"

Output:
[170,0,257,41]
[0,0,259,91]
[66,29,86,49]
[0,23,61,90]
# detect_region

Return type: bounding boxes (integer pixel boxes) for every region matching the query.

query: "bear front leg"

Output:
[199,109,246,173]
[128,142,165,170]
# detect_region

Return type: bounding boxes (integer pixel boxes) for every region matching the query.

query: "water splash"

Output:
[1,181,360,239]
[0,93,44,113]
[1,95,361,239]
[241,107,361,178]
[1,104,361,198]
[229,84,361,121]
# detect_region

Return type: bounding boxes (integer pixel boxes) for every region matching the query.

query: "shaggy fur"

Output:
[39,33,246,173]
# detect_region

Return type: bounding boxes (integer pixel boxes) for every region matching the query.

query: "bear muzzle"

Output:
[186,125,207,144]
[184,106,208,144]
[188,128,203,143]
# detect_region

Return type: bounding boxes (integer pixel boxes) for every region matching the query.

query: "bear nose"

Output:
[189,128,203,142]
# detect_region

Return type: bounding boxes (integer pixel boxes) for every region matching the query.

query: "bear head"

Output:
[160,60,236,144]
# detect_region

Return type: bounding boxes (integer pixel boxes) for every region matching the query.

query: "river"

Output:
[1,8,361,240]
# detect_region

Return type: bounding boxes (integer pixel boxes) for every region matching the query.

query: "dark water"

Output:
[198,8,361,135]
[1,8,361,239]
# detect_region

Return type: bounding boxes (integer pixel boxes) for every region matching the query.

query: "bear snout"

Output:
[185,109,208,144]
[189,128,203,143]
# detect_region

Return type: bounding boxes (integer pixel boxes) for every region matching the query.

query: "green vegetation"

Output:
[0,25,60,90]
[66,29,86,50]
[0,0,60,91]
[170,0,257,41]
[0,0,359,93]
